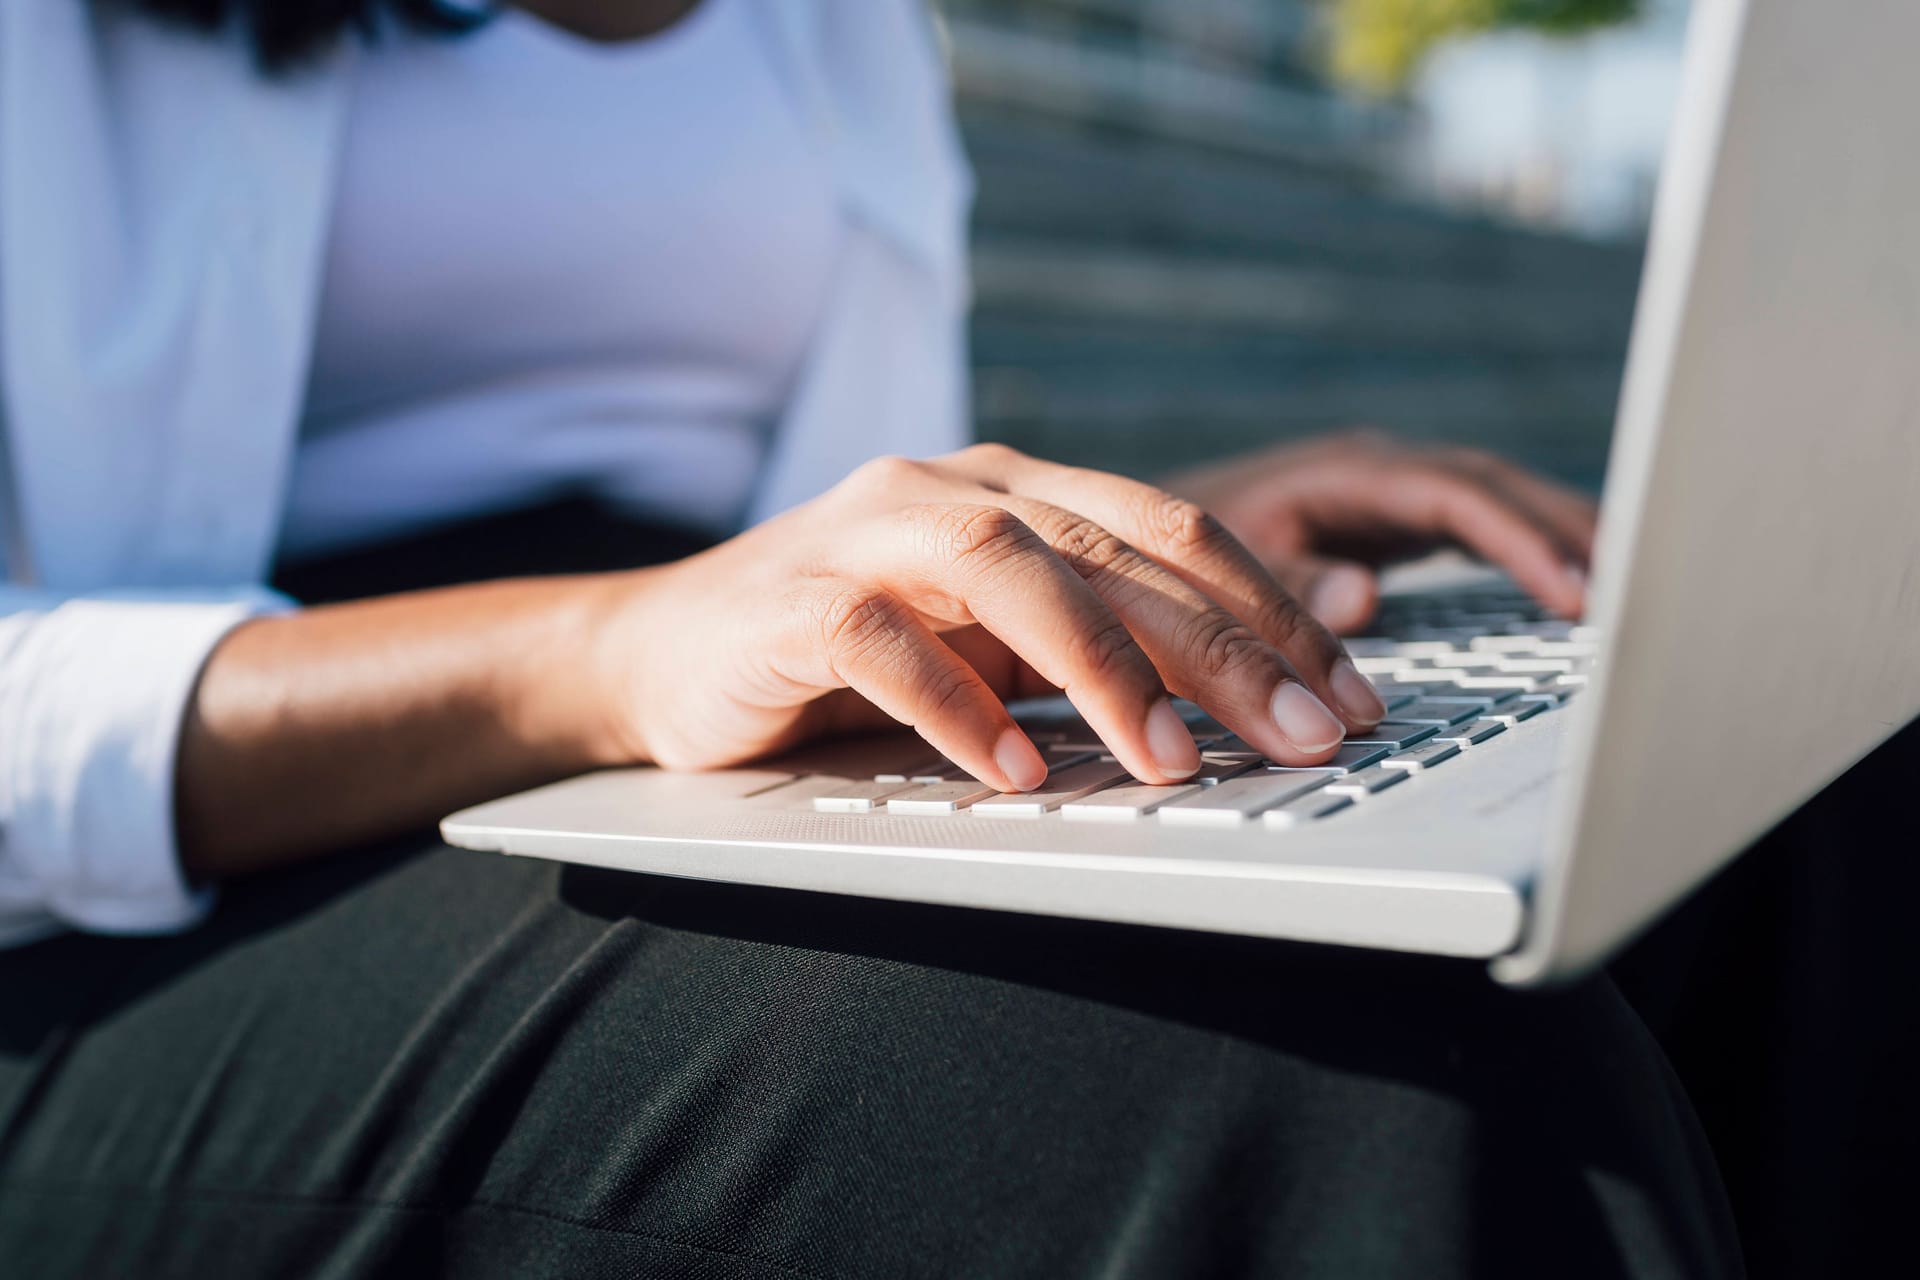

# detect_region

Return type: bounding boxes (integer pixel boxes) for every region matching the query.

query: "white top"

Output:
[0,0,972,946]
[283,0,841,558]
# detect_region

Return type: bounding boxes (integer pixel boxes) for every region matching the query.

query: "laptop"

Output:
[443,0,1920,986]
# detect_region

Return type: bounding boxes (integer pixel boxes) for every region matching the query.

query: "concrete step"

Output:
[964,117,1644,284]
[975,363,1619,494]
[970,240,1639,355]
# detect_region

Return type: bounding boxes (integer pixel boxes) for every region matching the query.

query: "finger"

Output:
[1432,453,1596,615]
[1470,456,1601,563]
[1480,474,1594,617]
[830,505,1204,784]
[776,580,1048,792]
[1363,466,1589,619]
[949,448,1383,737]
[940,623,1058,702]
[995,496,1359,762]
[1269,555,1380,634]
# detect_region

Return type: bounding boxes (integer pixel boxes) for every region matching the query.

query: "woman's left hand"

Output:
[1163,431,1599,633]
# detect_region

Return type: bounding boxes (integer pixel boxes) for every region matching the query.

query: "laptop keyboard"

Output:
[775,585,1596,831]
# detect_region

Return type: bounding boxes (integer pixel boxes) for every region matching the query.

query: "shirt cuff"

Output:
[1,591,285,934]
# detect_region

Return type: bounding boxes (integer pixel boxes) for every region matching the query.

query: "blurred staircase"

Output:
[944,0,1644,490]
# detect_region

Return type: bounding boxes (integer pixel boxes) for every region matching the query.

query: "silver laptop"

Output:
[444,0,1920,986]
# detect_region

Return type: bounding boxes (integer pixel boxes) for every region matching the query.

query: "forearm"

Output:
[175,573,641,880]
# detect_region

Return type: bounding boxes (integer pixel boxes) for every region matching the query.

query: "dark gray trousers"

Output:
[0,501,1765,1277]
[0,836,1739,1278]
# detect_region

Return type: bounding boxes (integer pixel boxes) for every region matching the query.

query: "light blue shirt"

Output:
[0,0,973,944]
[287,0,843,558]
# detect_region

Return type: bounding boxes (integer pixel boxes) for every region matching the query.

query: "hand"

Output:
[1163,431,1598,633]
[597,444,1393,793]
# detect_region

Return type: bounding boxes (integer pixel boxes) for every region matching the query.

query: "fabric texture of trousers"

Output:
[0,497,1748,1278]
[0,841,1740,1278]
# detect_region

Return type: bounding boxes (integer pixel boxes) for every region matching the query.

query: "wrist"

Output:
[490,571,649,774]
[550,565,679,771]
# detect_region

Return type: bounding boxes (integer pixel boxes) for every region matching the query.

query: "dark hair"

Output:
[117,0,489,72]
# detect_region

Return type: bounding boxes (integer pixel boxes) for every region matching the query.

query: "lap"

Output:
[0,837,1737,1279]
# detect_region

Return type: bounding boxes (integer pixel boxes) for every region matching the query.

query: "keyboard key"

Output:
[971,759,1131,818]
[1369,688,1423,712]
[1403,627,1483,646]
[1495,656,1579,675]
[1390,640,1463,658]
[1423,687,1521,708]
[1324,766,1410,797]
[1422,652,1508,671]
[1445,675,1551,692]
[1433,718,1506,746]
[873,753,944,784]
[807,779,921,813]
[1352,655,1417,675]
[886,780,1000,815]
[1266,743,1392,774]
[1484,701,1546,727]
[1262,792,1354,829]
[1345,722,1439,749]
[1157,772,1338,827]
[1380,740,1461,772]
[1468,634,1544,654]
[1060,782,1202,821]
[1194,755,1262,784]
[877,759,971,785]
[1391,700,1482,727]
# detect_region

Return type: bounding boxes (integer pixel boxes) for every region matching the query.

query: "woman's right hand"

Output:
[592,444,1390,793]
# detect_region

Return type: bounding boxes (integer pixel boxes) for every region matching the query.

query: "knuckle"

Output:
[926,503,1036,569]
[1263,597,1343,668]
[1428,471,1490,520]
[1145,494,1234,560]
[818,585,905,660]
[1251,590,1316,651]
[842,454,923,499]
[1049,515,1134,579]
[919,663,980,723]
[1176,610,1274,683]
[958,441,1021,468]
[1437,445,1500,481]
[1068,615,1146,690]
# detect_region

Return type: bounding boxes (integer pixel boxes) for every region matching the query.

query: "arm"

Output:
[178,445,1398,885]
[175,573,634,879]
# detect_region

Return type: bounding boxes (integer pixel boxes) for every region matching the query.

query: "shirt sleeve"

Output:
[0,587,288,944]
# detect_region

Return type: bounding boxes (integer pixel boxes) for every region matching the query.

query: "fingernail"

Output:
[994,728,1049,792]
[1309,566,1373,628]
[1144,698,1201,779]
[1330,659,1387,727]
[1271,682,1345,753]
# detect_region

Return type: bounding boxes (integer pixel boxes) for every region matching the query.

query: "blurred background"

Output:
[938,0,1691,493]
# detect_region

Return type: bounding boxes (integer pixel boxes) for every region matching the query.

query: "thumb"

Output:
[1271,556,1379,634]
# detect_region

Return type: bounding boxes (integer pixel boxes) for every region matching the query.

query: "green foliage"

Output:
[1326,0,1642,94]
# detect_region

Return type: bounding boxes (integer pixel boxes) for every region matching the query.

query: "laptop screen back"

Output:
[1499,0,1920,984]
